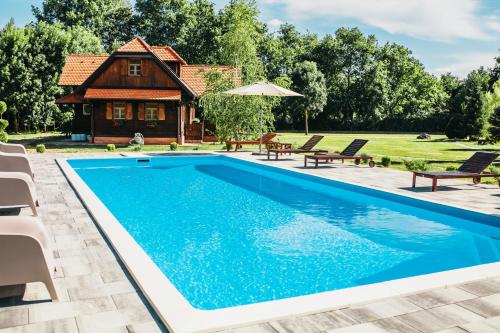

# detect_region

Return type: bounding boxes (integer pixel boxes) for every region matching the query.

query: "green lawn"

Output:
[7,131,500,173]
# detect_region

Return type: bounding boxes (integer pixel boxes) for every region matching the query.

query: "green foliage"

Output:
[0,101,8,142]
[0,20,104,133]
[0,119,8,131]
[33,0,134,48]
[381,156,391,167]
[36,144,46,153]
[132,145,142,151]
[0,101,6,116]
[59,112,73,137]
[488,106,500,142]
[445,69,491,139]
[403,159,428,172]
[0,131,7,143]
[106,144,116,152]
[288,61,327,134]
[170,141,178,151]
[446,165,458,171]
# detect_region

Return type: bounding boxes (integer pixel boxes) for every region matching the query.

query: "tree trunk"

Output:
[304,109,309,135]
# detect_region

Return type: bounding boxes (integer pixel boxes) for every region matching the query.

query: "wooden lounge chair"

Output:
[412,151,500,192]
[0,172,38,216]
[304,139,375,168]
[0,216,58,300]
[226,133,277,151]
[267,135,327,160]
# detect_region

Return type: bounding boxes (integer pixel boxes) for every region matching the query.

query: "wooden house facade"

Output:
[57,38,236,144]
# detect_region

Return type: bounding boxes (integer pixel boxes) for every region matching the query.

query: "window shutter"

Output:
[141,60,147,77]
[159,104,166,120]
[106,103,113,120]
[126,103,133,120]
[138,103,145,120]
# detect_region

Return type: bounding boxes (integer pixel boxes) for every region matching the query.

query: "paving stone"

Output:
[112,292,145,310]
[75,310,128,333]
[405,287,477,309]
[458,280,500,297]
[270,316,322,333]
[458,293,500,318]
[341,298,421,323]
[0,309,28,329]
[459,316,500,333]
[0,317,78,333]
[302,311,358,330]
[125,321,166,333]
[101,269,128,283]
[325,322,388,333]
[224,323,278,333]
[67,281,135,301]
[372,317,422,333]
[396,304,484,333]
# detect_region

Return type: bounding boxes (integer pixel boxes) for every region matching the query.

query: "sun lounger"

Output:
[0,142,27,155]
[304,139,375,168]
[0,216,58,300]
[412,151,500,191]
[267,135,327,160]
[0,151,34,179]
[0,172,38,216]
[226,133,277,151]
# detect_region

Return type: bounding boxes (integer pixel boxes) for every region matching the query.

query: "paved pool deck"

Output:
[0,151,499,333]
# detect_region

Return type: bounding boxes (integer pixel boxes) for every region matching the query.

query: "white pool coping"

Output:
[57,156,500,333]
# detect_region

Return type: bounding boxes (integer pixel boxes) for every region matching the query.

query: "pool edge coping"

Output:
[56,156,500,333]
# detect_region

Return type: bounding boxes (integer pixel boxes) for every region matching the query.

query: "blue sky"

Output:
[1,0,499,77]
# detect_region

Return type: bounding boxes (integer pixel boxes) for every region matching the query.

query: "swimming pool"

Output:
[67,155,500,312]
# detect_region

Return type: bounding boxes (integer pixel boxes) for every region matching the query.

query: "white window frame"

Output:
[129,60,142,76]
[113,103,127,120]
[145,103,159,121]
[83,104,92,116]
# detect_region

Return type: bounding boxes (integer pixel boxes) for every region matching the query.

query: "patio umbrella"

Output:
[224,81,303,154]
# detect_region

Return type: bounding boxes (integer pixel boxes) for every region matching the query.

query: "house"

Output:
[57,37,237,144]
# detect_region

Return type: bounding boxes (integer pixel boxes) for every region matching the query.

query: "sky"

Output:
[1,0,499,78]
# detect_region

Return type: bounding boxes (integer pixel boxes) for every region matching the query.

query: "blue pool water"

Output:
[69,156,500,310]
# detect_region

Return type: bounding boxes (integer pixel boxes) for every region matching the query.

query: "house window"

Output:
[82,104,92,116]
[129,60,142,76]
[145,103,159,121]
[113,103,127,120]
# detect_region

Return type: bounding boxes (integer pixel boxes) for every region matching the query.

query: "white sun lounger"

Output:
[0,142,27,155]
[0,172,38,216]
[0,216,58,300]
[0,151,34,179]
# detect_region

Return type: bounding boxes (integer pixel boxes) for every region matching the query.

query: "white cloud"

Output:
[433,52,498,78]
[267,18,284,30]
[261,0,495,42]
[485,16,500,32]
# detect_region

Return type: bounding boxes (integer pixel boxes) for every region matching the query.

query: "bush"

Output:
[403,159,428,172]
[60,112,73,137]
[106,144,116,152]
[446,165,458,171]
[0,131,8,143]
[170,142,178,151]
[132,145,142,152]
[0,119,8,131]
[36,144,46,153]
[381,156,391,167]
[360,153,369,164]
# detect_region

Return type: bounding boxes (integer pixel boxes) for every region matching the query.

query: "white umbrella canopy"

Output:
[224,81,303,154]
[224,81,303,97]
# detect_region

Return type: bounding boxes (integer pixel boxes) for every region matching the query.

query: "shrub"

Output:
[106,144,116,152]
[0,119,8,131]
[170,142,178,151]
[446,165,458,171]
[60,112,73,137]
[132,145,142,152]
[403,159,428,172]
[360,153,370,164]
[0,131,8,143]
[36,144,46,153]
[381,156,391,167]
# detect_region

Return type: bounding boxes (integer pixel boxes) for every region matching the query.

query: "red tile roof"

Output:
[58,54,108,86]
[117,38,151,53]
[84,88,181,101]
[151,46,187,64]
[180,65,240,96]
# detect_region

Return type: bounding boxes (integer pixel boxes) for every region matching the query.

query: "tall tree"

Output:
[445,69,490,139]
[288,61,327,135]
[489,55,500,89]
[135,0,192,47]
[33,0,134,48]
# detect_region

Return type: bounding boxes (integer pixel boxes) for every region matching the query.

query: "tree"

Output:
[288,61,327,134]
[486,80,500,141]
[135,0,192,47]
[33,0,134,48]
[445,69,490,139]
[0,21,104,132]
[489,55,500,90]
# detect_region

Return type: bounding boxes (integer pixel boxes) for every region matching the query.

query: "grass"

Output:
[7,131,500,175]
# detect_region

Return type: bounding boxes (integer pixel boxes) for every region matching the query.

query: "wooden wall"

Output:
[92,101,178,138]
[90,58,179,88]
[72,104,91,133]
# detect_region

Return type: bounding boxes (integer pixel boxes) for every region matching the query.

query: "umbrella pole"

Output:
[259,108,263,154]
